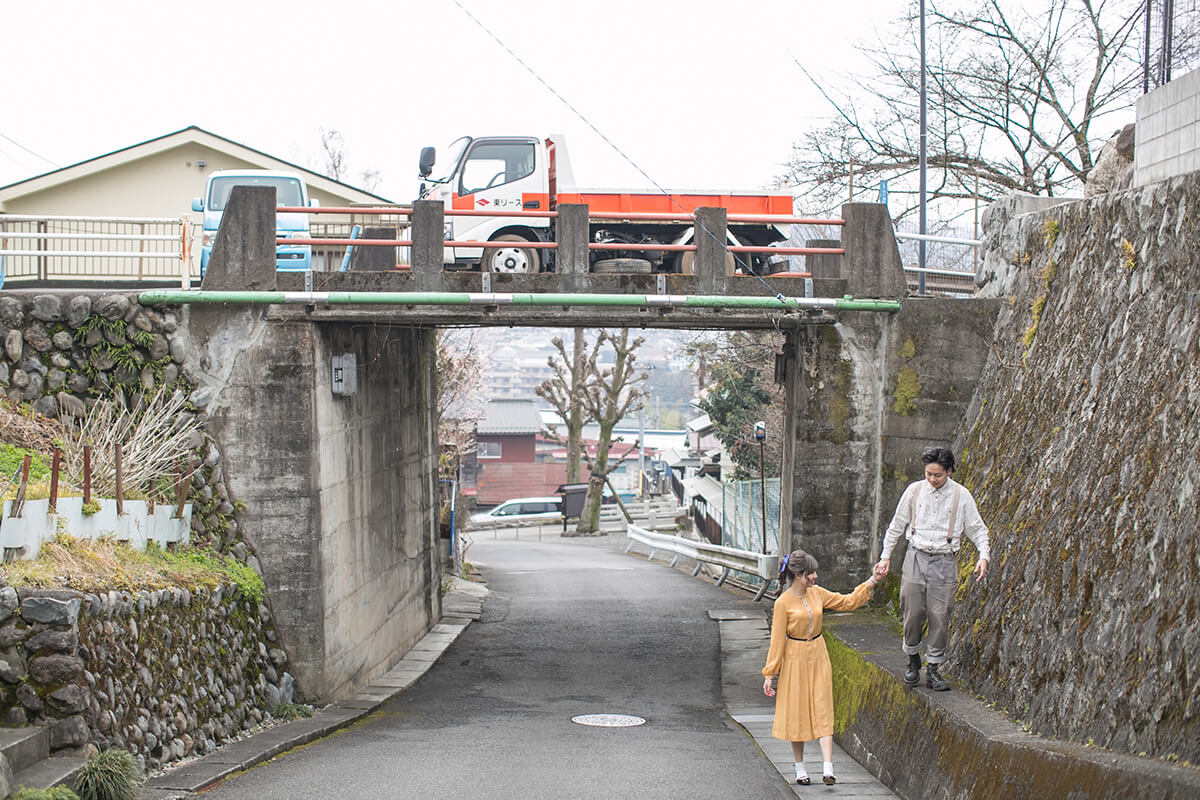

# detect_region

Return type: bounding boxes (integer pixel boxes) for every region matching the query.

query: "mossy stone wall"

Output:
[950,172,1200,763]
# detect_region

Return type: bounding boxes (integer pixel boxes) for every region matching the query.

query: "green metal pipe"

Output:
[137,290,901,313]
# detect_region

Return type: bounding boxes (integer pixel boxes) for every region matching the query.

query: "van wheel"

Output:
[484,234,540,273]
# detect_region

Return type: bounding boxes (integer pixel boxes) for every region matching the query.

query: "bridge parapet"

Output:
[196,188,910,329]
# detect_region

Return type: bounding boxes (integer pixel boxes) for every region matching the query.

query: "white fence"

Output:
[0,214,196,287]
[0,497,192,560]
[625,523,780,601]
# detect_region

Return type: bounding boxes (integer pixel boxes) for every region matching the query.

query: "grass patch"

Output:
[1,536,264,601]
[12,788,81,800]
[273,702,314,721]
[73,747,143,800]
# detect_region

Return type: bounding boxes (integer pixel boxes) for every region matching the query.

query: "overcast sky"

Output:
[0,0,899,203]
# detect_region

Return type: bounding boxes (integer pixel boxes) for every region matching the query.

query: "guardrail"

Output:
[624,523,779,601]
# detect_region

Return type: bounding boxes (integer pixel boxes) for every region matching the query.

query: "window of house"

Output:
[478,441,502,459]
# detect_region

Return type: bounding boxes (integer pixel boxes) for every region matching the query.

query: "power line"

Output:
[450,0,787,301]
[0,130,59,168]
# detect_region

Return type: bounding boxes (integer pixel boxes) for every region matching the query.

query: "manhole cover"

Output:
[571,713,647,728]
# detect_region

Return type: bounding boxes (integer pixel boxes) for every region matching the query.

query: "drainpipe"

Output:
[138,290,901,313]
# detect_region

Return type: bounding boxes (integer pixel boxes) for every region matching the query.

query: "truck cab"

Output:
[191,170,317,273]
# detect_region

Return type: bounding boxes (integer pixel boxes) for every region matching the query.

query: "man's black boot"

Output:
[926,663,951,691]
[904,653,921,686]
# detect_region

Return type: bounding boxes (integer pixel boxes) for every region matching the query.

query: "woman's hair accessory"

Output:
[779,554,790,574]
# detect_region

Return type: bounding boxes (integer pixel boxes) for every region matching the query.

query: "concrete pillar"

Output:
[840,203,908,299]
[202,185,277,291]
[190,309,441,701]
[555,203,590,292]
[805,239,842,280]
[348,227,398,271]
[694,207,728,295]
[411,201,444,290]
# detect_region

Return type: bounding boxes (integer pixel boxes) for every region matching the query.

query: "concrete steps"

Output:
[0,726,86,795]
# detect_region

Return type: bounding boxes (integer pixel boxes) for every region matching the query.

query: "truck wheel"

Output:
[672,249,737,275]
[592,258,652,274]
[484,234,540,273]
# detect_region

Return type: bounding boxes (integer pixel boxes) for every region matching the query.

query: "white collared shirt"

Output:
[880,477,990,562]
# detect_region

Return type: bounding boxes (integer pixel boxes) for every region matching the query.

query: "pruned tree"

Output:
[574,329,649,534]
[782,0,1200,220]
[688,331,786,481]
[535,329,598,484]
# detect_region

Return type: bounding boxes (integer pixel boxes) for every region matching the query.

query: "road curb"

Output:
[144,578,489,796]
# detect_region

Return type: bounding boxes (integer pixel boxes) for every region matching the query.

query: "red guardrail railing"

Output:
[274,205,845,267]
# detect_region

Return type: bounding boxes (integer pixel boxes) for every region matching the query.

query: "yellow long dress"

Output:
[761,580,873,741]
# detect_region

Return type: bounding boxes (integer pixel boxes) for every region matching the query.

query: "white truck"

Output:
[416,135,793,274]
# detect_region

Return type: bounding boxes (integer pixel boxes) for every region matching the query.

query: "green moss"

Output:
[893,366,921,416]
[1120,238,1137,271]
[898,336,917,360]
[1043,218,1059,248]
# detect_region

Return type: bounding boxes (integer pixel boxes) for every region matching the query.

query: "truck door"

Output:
[452,138,548,269]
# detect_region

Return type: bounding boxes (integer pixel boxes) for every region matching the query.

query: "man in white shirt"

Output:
[875,447,989,691]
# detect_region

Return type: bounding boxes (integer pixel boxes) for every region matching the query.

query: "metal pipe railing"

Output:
[137,289,902,312]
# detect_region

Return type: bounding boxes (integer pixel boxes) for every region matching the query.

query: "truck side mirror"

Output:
[418,146,436,178]
[191,197,204,212]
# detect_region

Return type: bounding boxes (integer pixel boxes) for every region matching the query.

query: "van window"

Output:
[460,142,535,195]
[208,176,304,211]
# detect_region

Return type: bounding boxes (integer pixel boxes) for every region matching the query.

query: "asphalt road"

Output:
[198,533,793,799]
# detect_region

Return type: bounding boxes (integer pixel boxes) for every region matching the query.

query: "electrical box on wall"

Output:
[331,354,358,396]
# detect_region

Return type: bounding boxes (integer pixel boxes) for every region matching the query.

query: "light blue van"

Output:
[191,170,317,272]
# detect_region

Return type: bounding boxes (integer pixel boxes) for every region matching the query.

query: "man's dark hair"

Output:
[921,446,956,472]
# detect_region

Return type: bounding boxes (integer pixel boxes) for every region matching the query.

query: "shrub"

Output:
[72,747,143,800]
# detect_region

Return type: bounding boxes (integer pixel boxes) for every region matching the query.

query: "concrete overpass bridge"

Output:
[120,186,997,703]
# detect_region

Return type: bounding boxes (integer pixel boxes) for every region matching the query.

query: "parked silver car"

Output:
[469,496,562,527]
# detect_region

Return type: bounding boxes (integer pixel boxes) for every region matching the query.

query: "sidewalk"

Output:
[711,609,898,798]
[141,577,489,800]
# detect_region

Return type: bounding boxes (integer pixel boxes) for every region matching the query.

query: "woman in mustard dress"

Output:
[761,549,880,785]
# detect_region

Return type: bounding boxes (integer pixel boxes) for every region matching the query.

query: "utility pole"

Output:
[754,421,767,555]
[918,0,928,295]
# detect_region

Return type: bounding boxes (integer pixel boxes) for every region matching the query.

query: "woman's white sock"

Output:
[822,761,834,777]
[795,762,809,781]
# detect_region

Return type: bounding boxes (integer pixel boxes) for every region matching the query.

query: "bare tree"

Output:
[320,128,346,182]
[783,0,1198,220]
[574,329,649,534]
[535,329,597,484]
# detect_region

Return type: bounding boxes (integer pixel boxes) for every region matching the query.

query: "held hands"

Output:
[763,677,776,698]
[873,559,890,580]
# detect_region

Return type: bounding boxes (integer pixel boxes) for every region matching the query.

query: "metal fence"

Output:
[721,477,781,557]
[0,214,197,286]
[894,219,981,296]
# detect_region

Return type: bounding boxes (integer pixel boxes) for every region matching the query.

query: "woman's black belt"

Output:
[786,633,821,642]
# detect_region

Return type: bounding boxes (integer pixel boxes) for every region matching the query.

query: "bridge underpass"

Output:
[136,184,997,704]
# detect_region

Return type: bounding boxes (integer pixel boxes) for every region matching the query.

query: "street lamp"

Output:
[754,421,767,555]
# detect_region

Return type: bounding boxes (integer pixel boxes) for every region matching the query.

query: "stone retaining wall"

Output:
[950,172,1200,763]
[0,291,292,764]
[1,584,290,770]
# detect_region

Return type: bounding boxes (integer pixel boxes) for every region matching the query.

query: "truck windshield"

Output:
[430,137,471,184]
[208,176,304,211]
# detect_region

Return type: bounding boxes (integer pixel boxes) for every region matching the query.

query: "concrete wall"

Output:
[182,306,439,701]
[782,203,999,588]
[1135,67,1200,187]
